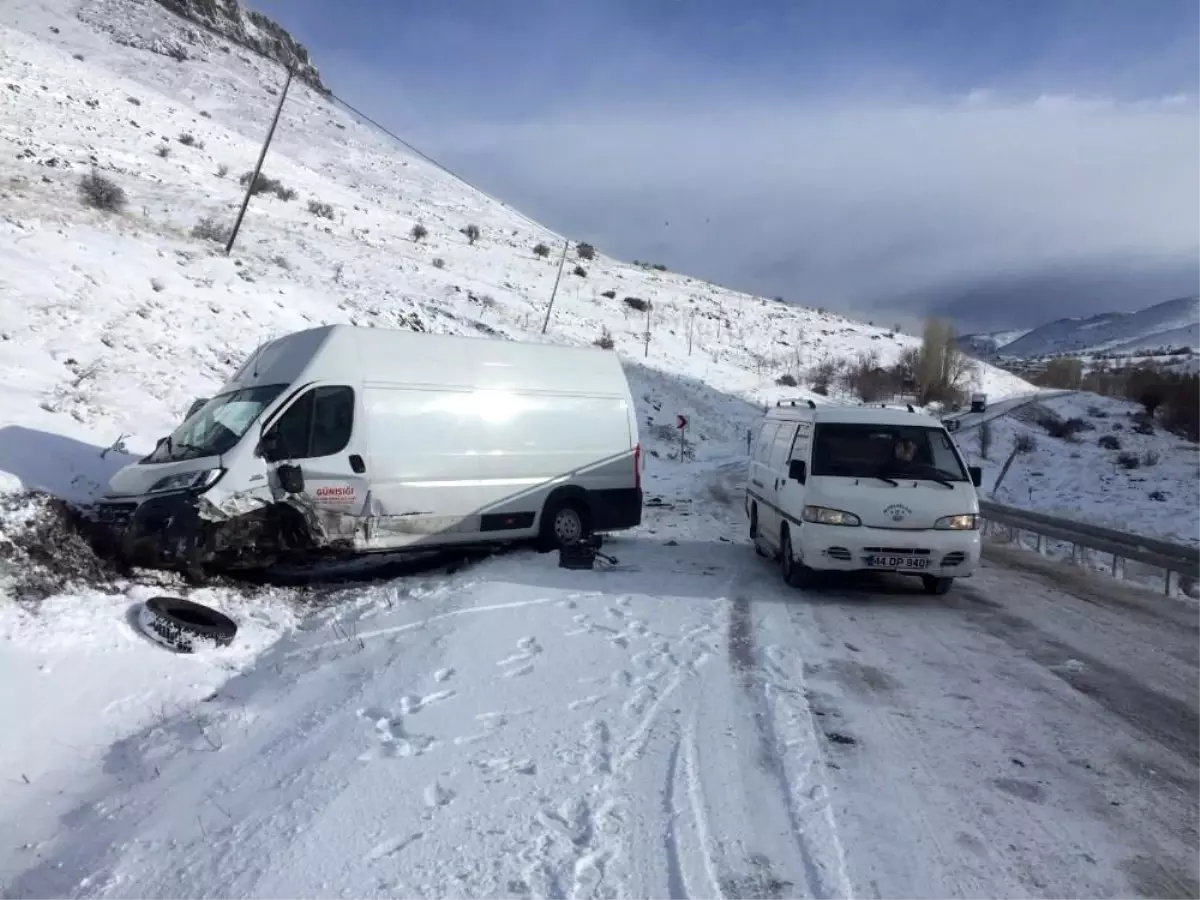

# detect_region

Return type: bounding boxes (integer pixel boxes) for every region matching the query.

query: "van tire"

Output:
[138,596,237,653]
[537,497,591,552]
[750,504,771,557]
[780,528,814,588]
[922,575,954,595]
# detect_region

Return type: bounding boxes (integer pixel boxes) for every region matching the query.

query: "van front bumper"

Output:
[795,523,980,577]
[94,491,204,568]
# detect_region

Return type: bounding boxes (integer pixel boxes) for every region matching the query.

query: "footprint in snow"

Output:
[424,781,454,808]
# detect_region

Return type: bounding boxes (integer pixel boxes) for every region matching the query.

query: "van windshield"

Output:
[811,423,969,483]
[145,384,288,463]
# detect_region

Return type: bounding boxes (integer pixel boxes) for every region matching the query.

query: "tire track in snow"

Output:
[663,735,691,900]
[727,587,851,900]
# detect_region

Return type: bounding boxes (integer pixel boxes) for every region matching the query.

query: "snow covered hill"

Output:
[961,295,1200,361]
[0,0,1035,511]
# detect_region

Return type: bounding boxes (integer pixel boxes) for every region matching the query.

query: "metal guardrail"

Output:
[979,499,1200,595]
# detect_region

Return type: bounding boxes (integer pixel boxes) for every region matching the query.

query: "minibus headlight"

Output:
[802,506,862,527]
[148,469,225,494]
[935,514,979,531]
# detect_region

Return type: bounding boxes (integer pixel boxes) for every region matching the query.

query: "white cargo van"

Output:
[746,400,984,595]
[95,325,643,575]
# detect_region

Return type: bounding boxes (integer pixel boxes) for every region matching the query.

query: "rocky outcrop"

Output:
[152,0,328,92]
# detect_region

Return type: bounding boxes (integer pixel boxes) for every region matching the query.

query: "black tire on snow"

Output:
[780,529,815,588]
[537,497,592,553]
[138,596,238,653]
[921,575,954,595]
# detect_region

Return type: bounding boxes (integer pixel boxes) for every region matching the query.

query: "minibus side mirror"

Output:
[968,465,983,487]
[277,463,305,495]
[788,459,807,484]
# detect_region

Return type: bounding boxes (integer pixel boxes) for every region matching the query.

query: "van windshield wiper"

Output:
[866,472,900,487]
[171,440,209,459]
[889,464,957,488]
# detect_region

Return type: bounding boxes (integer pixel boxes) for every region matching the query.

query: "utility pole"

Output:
[540,238,570,334]
[643,305,651,357]
[687,310,695,356]
[225,66,294,255]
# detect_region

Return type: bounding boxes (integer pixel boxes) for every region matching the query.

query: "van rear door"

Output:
[261,385,370,543]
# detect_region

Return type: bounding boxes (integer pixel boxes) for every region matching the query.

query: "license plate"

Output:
[867,554,929,570]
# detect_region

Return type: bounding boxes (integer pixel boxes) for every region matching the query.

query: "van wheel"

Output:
[538,498,591,552]
[922,575,954,595]
[780,529,814,588]
[750,504,770,556]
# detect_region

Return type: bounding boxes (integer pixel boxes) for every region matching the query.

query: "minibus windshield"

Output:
[145,384,288,463]
[811,423,969,482]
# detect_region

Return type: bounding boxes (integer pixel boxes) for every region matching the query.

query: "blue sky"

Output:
[255,0,1198,331]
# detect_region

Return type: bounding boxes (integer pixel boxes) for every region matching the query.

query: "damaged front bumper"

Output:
[92,490,317,574]
[93,491,210,572]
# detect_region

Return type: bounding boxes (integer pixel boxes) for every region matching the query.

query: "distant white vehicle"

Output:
[970,392,988,413]
[746,400,984,595]
[96,325,643,575]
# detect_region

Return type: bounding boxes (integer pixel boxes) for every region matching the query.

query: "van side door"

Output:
[775,421,812,529]
[750,422,779,538]
[761,421,798,547]
[261,385,371,544]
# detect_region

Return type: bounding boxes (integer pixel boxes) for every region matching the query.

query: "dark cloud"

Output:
[871,258,1200,333]
[417,93,1197,332]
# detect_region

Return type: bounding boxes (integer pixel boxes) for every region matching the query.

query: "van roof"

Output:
[767,402,944,428]
[222,324,628,395]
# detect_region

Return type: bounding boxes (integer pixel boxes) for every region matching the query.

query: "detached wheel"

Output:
[138,596,238,653]
[922,575,954,595]
[537,497,591,552]
[780,529,815,589]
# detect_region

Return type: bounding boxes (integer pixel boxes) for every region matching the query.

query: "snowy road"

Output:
[7,463,1198,900]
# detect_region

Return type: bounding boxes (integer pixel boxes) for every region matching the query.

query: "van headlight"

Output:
[935,514,979,530]
[147,469,225,494]
[803,506,861,527]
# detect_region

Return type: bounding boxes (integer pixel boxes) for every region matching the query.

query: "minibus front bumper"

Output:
[795,523,981,578]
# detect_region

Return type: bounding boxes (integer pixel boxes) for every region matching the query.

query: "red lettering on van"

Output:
[315,486,356,500]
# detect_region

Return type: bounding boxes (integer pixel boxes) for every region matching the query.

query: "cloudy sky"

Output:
[253,0,1198,333]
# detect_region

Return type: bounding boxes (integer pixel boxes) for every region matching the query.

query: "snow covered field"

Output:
[1,0,1197,897]
[961,392,1200,548]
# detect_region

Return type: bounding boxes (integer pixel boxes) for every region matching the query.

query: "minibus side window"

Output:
[755,424,779,463]
[268,386,355,459]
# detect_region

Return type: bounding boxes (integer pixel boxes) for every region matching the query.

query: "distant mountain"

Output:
[958,295,1199,360]
[956,329,1031,359]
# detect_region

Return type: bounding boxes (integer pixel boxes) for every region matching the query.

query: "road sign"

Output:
[676,414,688,430]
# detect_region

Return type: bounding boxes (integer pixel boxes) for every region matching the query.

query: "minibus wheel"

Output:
[922,575,954,595]
[780,528,814,588]
[538,496,591,552]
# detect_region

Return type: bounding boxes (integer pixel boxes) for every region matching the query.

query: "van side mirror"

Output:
[968,465,983,487]
[277,463,305,495]
[258,431,281,462]
[788,459,807,483]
